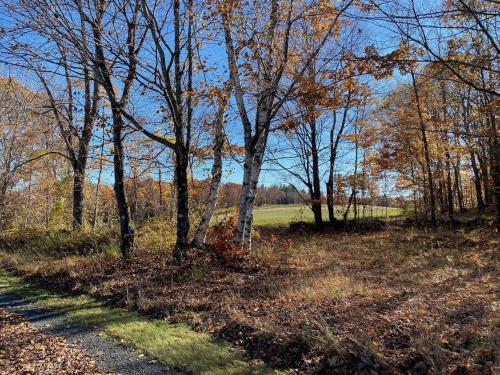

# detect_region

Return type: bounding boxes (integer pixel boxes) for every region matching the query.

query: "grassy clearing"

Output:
[0,269,278,375]
[214,204,402,228]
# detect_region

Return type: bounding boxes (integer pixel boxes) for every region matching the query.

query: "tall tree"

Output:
[192,79,233,246]
[221,0,355,246]
[85,0,143,256]
[1,1,101,231]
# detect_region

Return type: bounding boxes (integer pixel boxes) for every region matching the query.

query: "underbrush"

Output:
[288,217,388,233]
[0,223,498,374]
[0,226,118,257]
[207,217,249,267]
[134,217,177,254]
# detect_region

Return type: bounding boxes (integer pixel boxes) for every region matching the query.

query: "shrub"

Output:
[207,217,247,267]
[134,217,176,254]
[0,226,117,257]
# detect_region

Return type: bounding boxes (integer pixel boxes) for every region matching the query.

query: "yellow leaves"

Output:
[343,133,359,143]
[307,0,339,37]
[215,0,242,16]
[195,63,207,73]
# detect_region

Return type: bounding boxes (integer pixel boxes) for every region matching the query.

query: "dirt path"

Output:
[0,293,174,375]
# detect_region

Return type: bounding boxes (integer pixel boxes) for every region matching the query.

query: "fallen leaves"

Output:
[0,308,112,375]
[1,224,498,374]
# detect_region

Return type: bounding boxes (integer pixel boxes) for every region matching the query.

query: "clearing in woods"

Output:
[214,204,402,227]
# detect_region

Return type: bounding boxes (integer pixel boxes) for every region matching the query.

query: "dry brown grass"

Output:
[1,223,498,374]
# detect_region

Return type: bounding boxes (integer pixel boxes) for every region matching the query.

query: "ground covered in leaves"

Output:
[1,221,498,374]
[0,307,111,375]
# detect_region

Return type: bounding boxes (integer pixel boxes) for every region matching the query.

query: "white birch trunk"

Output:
[192,89,230,246]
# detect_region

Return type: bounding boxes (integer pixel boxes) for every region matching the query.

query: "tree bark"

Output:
[111,110,135,256]
[173,148,190,261]
[89,0,139,256]
[72,164,85,230]
[488,111,500,229]
[445,153,454,222]
[92,127,105,229]
[192,83,230,247]
[192,146,223,246]
[453,160,465,212]
[440,79,454,222]
[236,94,272,247]
[310,117,322,227]
[0,177,7,230]
[411,69,436,227]
[327,93,352,223]
[470,148,485,215]
[477,145,491,205]
[241,130,269,247]
[343,189,355,223]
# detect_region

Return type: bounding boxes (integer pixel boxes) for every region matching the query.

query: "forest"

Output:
[0,0,498,374]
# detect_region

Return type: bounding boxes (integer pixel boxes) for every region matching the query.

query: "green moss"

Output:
[0,269,278,375]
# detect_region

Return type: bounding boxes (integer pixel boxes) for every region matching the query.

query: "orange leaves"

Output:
[275,117,300,134]
[215,0,242,15]
[226,144,245,156]
[308,0,339,36]
[341,43,425,81]
[207,216,248,267]
[361,45,404,79]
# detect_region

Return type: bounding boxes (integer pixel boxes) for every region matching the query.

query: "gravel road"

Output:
[0,293,179,375]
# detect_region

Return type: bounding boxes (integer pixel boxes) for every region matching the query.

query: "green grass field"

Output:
[215,204,402,228]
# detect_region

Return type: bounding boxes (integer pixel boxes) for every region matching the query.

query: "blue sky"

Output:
[0,0,420,197]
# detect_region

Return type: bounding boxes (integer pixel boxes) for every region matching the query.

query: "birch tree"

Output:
[220,0,355,246]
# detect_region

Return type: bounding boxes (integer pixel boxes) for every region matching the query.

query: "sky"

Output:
[0,0,428,197]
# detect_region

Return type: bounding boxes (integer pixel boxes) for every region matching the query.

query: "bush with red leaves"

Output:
[207,217,248,267]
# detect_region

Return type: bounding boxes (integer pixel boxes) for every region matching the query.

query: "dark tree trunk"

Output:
[343,189,355,223]
[158,167,164,213]
[453,161,465,212]
[488,112,500,229]
[90,1,140,256]
[438,179,445,213]
[477,145,491,206]
[174,148,190,261]
[326,182,334,222]
[440,81,454,222]
[72,164,85,231]
[411,69,436,227]
[112,111,134,256]
[92,126,105,229]
[0,178,7,230]
[326,126,337,220]
[310,119,322,227]
[421,115,436,226]
[326,94,351,224]
[445,153,454,222]
[470,149,486,215]
[311,200,322,227]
